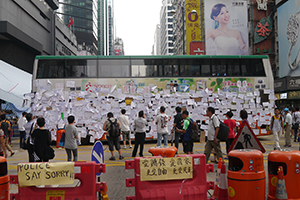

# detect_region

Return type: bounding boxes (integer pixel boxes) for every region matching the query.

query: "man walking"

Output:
[155,106,169,147]
[293,107,300,142]
[284,108,292,147]
[175,110,194,154]
[18,112,27,149]
[118,109,132,149]
[270,108,284,150]
[204,107,223,163]
[103,112,124,160]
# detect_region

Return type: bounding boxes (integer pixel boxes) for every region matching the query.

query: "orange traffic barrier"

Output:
[148,146,177,157]
[213,158,223,198]
[0,157,9,200]
[217,163,229,200]
[275,166,288,200]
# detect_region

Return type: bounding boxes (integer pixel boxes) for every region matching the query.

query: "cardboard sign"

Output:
[229,121,266,153]
[140,157,193,181]
[18,162,75,187]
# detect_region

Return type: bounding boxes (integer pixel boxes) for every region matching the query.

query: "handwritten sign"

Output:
[18,162,75,187]
[140,157,193,181]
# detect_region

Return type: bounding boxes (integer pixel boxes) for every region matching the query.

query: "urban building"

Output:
[97,0,114,55]
[57,0,98,55]
[113,37,124,55]
[160,0,174,55]
[171,0,185,55]
[153,24,161,55]
[0,0,77,74]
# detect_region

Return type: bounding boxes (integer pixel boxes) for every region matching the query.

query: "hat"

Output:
[284,108,289,112]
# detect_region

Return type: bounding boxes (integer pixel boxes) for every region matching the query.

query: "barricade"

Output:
[0,157,9,200]
[56,129,65,148]
[125,154,214,200]
[148,146,177,157]
[10,161,107,200]
[268,150,300,200]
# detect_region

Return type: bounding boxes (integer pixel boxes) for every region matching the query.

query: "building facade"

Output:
[57,0,98,55]
[153,24,161,55]
[114,37,124,55]
[0,0,77,73]
[160,0,174,55]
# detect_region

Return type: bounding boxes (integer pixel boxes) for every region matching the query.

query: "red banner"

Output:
[190,42,205,55]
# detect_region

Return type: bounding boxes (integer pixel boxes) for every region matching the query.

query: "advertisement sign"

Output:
[185,0,201,55]
[205,0,248,55]
[278,0,300,77]
[190,41,205,55]
[114,45,123,56]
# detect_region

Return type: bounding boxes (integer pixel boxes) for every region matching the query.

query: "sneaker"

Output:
[288,145,292,147]
[129,145,133,148]
[119,155,124,160]
[109,156,116,161]
[283,144,288,147]
[10,152,15,157]
[124,146,127,149]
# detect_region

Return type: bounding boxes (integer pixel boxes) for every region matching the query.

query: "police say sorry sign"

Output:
[140,157,193,181]
[18,162,75,186]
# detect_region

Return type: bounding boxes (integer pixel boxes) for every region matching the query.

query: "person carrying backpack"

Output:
[103,112,124,161]
[175,110,196,154]
[0,114,14,157]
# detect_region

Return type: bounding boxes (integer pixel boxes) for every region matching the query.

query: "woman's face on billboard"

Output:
[214,6,230,25]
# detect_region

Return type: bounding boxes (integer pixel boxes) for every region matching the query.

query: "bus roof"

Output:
[35,55,269,60]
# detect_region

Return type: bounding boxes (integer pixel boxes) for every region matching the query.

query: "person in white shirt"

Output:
[155,106,169,147]
[118,109,132,148]
[204,107,223,164]
[284,108,292,147]
[18,112,27,149]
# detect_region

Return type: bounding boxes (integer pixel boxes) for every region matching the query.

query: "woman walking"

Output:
[224,111,236,153]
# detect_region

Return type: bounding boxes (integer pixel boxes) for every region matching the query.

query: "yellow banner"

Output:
[46,191,65,200]
[185,0,201,55]
[140,157,193,181]
[18,162,75,187]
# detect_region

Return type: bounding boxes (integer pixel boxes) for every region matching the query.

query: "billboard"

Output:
[190,41,205,55]
[205,0,248,55]
[278,0,300,77]
[114,45,123,56]
[185,0,201,55]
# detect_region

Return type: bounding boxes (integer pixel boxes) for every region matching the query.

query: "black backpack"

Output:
[187,119,199,141]
[108,119,120,137]
[212,116,230,141]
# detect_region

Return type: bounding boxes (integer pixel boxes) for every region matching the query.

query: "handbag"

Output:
[46,146,55,160]
[212,116,230,141]
[58,132,65,147]
[22,123,34,150]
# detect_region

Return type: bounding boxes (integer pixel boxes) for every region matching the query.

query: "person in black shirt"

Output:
[173,107,183,153]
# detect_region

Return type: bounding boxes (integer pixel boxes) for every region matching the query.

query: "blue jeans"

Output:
[157,133,168,147]
[175,132,181,150]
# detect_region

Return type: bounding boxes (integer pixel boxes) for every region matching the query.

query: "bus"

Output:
[31,55,274,142]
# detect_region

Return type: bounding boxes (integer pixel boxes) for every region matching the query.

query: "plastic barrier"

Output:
[227,149,265,200]
[56,129,65,148]
[0,157,8,200]
[268,150,300,200]
[10,161,107,200]
[148,146,177,157]
[125,154,214,200]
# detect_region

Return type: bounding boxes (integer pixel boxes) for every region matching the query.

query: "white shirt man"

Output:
[284,108,292,147]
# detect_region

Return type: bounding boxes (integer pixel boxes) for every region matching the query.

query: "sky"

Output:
[114,0,162,55]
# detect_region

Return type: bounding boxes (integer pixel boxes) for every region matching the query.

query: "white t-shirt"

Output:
[155,113,169,134]
[208,114,220,141]
[118,115,130,132]
[18,116,27,131]
[285,113,292,125]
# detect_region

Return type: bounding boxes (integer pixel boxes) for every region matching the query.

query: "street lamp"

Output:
[171,8,197,55]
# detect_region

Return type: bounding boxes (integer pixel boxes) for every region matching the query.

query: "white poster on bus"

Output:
[205,0,248,55]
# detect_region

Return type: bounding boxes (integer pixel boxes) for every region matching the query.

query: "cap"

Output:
[284,108,289,112]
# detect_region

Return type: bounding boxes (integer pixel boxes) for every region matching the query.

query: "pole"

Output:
[182,6,185,55]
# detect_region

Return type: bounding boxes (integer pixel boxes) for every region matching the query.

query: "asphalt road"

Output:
[5,134,300,200]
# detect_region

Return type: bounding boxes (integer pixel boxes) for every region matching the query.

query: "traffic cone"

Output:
[275,166,288,200]
[217,162,229,200]
[212,158,223,198]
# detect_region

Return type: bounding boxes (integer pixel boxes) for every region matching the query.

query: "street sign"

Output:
[228,121,266,153]
[91,141,104,175]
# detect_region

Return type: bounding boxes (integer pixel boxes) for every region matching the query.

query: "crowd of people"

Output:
[1,105,299,163]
